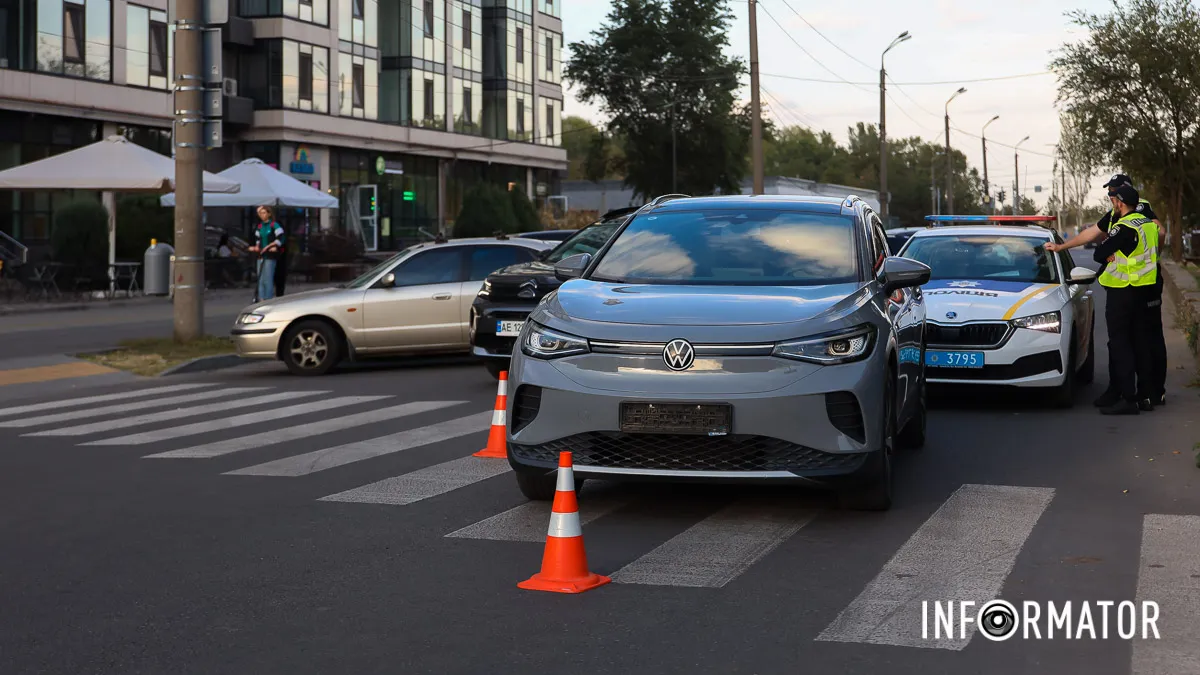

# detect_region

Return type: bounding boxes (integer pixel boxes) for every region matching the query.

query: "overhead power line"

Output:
[761,71,1053,86]
[773,0,873,71]
[756,1,871,94]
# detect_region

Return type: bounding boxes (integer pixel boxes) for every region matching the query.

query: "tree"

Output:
[455,184,517,237]
[1051,0,1200,261]
[508,185,541,232]
[566,0,748,199]
[1056,112,1103,232]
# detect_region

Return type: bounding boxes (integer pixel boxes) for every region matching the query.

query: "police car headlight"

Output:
[1011,311,1061,333]
[773,325,876,364]
[521,322,589,359]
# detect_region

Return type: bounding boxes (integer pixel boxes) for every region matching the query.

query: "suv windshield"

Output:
[902,234,1058,283]
[588,209,859,285]
[544,218,625,264]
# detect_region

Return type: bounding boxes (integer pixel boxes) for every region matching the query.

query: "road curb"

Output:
[159,354,247,377]
[1161,260,1200,369]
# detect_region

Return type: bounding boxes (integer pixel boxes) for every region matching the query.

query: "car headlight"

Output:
[238,312,266,324]
[1011,311,1060,333]
[478,280,492,297]
[772,325,876,365]
[521,322,589,359]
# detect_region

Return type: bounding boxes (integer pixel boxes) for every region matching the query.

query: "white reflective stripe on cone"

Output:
[498,379,507,396]
[492,408,506,425]
[547,511,583,538]
[555,466,575,492]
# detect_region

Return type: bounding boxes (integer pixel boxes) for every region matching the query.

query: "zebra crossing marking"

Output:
[320,455,510,506]
[82,396,392,446]
[0,383,218,418]
[815,484,1054,650]
[446,489,631,542]
[225,411,492,477]
[1131,513,1200,674]
[144,400,467,459]
[609,498,817,588]
[0,387,269,429]
[25,391,329,437]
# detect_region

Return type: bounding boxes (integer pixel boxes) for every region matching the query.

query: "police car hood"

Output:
[923,279,1065,323]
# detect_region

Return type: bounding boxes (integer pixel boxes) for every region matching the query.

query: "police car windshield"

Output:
[902,234,1058,283]
[589,209,858,285]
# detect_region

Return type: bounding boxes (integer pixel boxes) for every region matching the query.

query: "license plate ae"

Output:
[496,320,524,337]
[620,402,732,436]
[925,350,984,368]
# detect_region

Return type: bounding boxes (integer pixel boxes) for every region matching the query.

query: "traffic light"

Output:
[370,193,376,212]
[997,189,1006,203]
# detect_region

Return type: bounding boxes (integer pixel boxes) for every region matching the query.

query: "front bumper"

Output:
[230,323,284,358]
[469,303,535,360]
[926,326,1066,387]
[505,349,888,486]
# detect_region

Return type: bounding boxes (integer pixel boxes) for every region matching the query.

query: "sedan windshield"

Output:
[588,209,859,285]
[343,248,414,289]
[902,234,1057,283]
[544,219,623,264]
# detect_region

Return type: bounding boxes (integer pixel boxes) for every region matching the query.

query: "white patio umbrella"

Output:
[159,158,338,208]
[0,135,240,293]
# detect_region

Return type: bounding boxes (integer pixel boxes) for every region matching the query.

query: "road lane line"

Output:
[0,384,218,418]
[0,387,270,429]
[225,411,491,477]
[25,391,326,437]
[609,498,817,588]
[82,396,392,446]
[446,491,630,542]
[143,400,467,459]
[1131,514,1200,674]
[815,484,1054,650]
[319,455,510,505]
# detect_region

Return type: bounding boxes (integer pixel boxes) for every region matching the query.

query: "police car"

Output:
[895,215,1098,407]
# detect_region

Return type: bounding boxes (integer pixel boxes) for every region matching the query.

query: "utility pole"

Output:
[671,100,677,193]
[944,87,965,215]
[982,115,998,212]
[930,158,936,215]
[879,31,910,224]
[748,0,763,195]
[1013,135,1029,215]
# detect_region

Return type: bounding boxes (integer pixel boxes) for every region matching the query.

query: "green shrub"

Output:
[51,199,109,276]
[115,195,175,260]
[508,184,540,232]
[455,183,517,238]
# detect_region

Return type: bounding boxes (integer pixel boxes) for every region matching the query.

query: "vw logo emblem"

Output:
[663,339,695,371]
[945,311,957,320]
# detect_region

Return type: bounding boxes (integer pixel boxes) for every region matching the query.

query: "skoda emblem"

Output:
[517,279,538,299]
[663,339,695,371]
[945,311,957,320]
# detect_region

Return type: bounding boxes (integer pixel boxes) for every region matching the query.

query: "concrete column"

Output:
[319,145,333,231]
[112,0,128,85]
[444,0,454,133]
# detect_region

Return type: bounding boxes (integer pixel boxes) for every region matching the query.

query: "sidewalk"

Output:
[0,354,136,404]
[0,282,334,317]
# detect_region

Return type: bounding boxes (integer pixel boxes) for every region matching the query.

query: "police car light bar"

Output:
[924,215,1057,225]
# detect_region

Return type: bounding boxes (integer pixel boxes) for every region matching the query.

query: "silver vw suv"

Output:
[504,194,931,510]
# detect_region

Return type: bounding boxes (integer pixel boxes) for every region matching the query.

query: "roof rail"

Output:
[924,215,1057,227]
[647,193,691,207]
[842,194,863,208]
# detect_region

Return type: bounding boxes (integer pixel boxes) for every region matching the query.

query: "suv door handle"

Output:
[432,292,452,300]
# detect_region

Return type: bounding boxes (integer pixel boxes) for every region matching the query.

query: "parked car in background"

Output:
[517,230,578,242]
[885,227,923,254]
[470,207,638,378]
[230,235,555,375]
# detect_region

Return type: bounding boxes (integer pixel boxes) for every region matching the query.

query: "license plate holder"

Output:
[925,350,984,368]
[496,320,524,337]
[620,402,732,436]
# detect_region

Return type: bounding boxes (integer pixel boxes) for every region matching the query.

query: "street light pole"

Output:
[1014,135,1029,214]
[982,115,999,212]
[879,31,910,223]
[748,0,764,195]
[173,0,204,342]
[944,87,966,214]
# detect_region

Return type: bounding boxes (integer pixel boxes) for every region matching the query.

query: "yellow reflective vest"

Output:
[1098,212,1158,288]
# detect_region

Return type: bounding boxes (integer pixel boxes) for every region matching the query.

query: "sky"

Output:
[560,0,1117,213]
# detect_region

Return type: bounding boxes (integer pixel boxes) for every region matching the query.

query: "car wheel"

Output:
[485,361,508,380]
[514,467,585,501]
[282,320,342,376]
[1050,338,1077,408]
[897,364,927,451]
[1077,322,1095,384]
[839,376,895,511]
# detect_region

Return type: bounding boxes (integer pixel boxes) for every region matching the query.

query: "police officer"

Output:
[1089,184,1159,415]
[1044,173,1167,407]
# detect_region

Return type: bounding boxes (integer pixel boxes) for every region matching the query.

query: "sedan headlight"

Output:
[238,312,266,324]
[773,325,876,365]
[521,322,589,359]
[1011,311,1060,333]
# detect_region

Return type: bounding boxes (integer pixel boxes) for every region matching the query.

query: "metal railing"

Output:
[0,230,28,265]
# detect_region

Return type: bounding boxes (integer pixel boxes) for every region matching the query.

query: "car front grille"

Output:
[488,281,549,302]
[824,392,865,443]
[509,432,867,474]
[928,350,1062,381]
[511,385,541,433]
[927,322,1011,348]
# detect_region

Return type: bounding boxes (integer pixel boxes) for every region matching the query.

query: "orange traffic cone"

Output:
[518,451,611,594]
[474,371,508,458]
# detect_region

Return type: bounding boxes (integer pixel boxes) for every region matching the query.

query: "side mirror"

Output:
[380,272,396,288]
[877,256,931,293]
[554,253,592,282]
[1067,266,1097,285]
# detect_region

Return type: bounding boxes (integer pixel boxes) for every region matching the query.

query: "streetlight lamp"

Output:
[982,115,999,211]
[944,87,966,214]
[879,30,910,223]
[1014,135,1030,213]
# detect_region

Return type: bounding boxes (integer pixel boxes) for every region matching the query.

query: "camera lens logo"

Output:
[977,600,1019,641]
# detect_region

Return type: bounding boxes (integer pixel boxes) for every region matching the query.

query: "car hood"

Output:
[489,259,559,282]
[922,279,1066,323]
[241,286,347,313]
[546,280,867,326]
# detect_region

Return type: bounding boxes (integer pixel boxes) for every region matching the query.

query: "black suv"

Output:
[469,207,637,378]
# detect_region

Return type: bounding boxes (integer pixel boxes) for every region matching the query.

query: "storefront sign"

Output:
[290,145,315,175]
[536,182,547,196]
[376,156,404,175]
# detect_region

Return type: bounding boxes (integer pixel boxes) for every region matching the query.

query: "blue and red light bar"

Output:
[924,215,1057,223]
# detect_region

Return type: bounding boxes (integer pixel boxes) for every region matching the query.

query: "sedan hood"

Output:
[242,286,345,312]
[922,279,1066,323]
[549,280,865,326]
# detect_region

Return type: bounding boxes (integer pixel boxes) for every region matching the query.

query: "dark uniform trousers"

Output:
[1105,286,1156,402]
[1141,279,1166,399]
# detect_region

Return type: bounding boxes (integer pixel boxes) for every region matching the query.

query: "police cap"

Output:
[1115,184,1139,207]
[1103,173,1133,189]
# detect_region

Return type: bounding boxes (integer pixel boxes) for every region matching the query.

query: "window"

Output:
[423,0,434,35]
[299,51,313,101]
[544,35,552,72]
[463,87,472,123]
[300,0,311,5]
[148,18,167,77]
[352,63,364,108]
[127,5,168,88]
[590,211,860,286]
[462,10,471,49]
[901,234,1059,284]
[515,27,523,63]
[545,221,624,264]
[545,104,553,143]
[352,0,363,19]
[516,98,524,135]
[392,249,466,286]
[63,4,84,64]
[469,246,535,281]
[423,78,434,119]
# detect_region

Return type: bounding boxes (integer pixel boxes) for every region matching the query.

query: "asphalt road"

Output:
[1,278,1199,674]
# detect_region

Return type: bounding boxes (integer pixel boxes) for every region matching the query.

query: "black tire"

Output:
[485,361,508,380]
[1050,338,1076,408]
[1077,322,1095,384]
[281,319,343,376]
[839,376,895,511]
[897,347,927,451]
[514,467,585,501]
